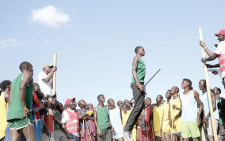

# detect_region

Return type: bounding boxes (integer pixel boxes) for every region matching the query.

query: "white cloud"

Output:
[30,5,71,28]
[0,38,24,48]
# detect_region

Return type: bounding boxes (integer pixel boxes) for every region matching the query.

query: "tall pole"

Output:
[52,54,57,134]
[53,54,57,96]
[199,27,218,141]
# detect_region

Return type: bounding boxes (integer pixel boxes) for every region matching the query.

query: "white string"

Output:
[58,37,199,63]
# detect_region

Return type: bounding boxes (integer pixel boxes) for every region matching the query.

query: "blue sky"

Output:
[0,1,224,106]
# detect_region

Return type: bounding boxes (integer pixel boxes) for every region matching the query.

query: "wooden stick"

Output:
[112,131,115,141]
[85,120,92,141]
[47,104,51,141]
[53,54,57,96]
[52,54,57,134]
[199,27,218,141]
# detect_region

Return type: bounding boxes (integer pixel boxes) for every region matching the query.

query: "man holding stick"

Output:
[7,62,37,141]
[199,29,225,88]
[38,64,57,96]
[122,46,146,141]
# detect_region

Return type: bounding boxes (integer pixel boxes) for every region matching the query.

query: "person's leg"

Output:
[155,136,161,141]
[124,84,145,131]
[164,133,170,141]
[172,135,176,141]
[10,129,21,141]
[22,124,37,141]
[207,120,215,141]
[54,130,60,141]
[189,122,200,141]
[118,137,124,141]
[105,128,112,141]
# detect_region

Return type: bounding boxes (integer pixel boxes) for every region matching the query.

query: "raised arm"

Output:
[200,41,214,56]
[20,72,33,116]
[42,67,57,82]
[194,90,203,127]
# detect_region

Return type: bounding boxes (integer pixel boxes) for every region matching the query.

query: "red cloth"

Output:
[65,109,79,134]
[44,108,54,133]
[32,93,41,119]
[137,106,154,141]
[218,54,225,73]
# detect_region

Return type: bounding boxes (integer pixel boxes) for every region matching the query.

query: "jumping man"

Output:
[123,46,146,141]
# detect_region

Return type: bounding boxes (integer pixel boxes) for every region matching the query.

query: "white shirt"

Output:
[38,71,52,96]
[61,108,79,137]
[214,41,225,77]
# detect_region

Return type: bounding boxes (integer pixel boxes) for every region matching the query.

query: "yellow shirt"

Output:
[153,104,163,132]
[170,97,182,133]
[122,108,137,140]
[0,92,7,139]
[163,102,169,120]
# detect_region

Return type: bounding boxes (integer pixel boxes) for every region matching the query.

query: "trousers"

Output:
[124,83,145,131]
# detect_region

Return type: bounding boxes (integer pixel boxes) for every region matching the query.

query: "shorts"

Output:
[206,119,219,136]
[162,120,170,134]
[154,131,161,137]
[112,131,123,139]
[8,117,33,130]
[172,131,181,137]
[181,122,200,138]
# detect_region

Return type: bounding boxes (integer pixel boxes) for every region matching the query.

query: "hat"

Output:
[215,29,225,36]
[65,98,75,106]
[43,64,53,69]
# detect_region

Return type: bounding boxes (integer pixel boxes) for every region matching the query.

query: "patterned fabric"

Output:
[137,106,154,141]
[32,93,41,119]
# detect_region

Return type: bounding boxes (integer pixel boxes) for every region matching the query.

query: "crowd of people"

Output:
[1,29,225,141]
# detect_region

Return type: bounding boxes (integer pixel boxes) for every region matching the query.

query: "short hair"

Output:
[0,80,11,91]
[117,100,123,106]
[19,62,30,71]
[159,95,163,99]
[78,100,82,108]
[146,97,151,101]
[200,79,207,88]
[134,46,143,54]
[107,98,113,104]
[183,78,193,90]
[97,94,104,100]
[124,99,129,103]
[216,87,221,94]
[176,86,179,93]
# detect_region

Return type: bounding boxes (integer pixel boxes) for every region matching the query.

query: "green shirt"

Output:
[7,73,33,122]
[217,97,225,124]
[96,106,109,133]
[54,110,60,131]
[131,58,146,84]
